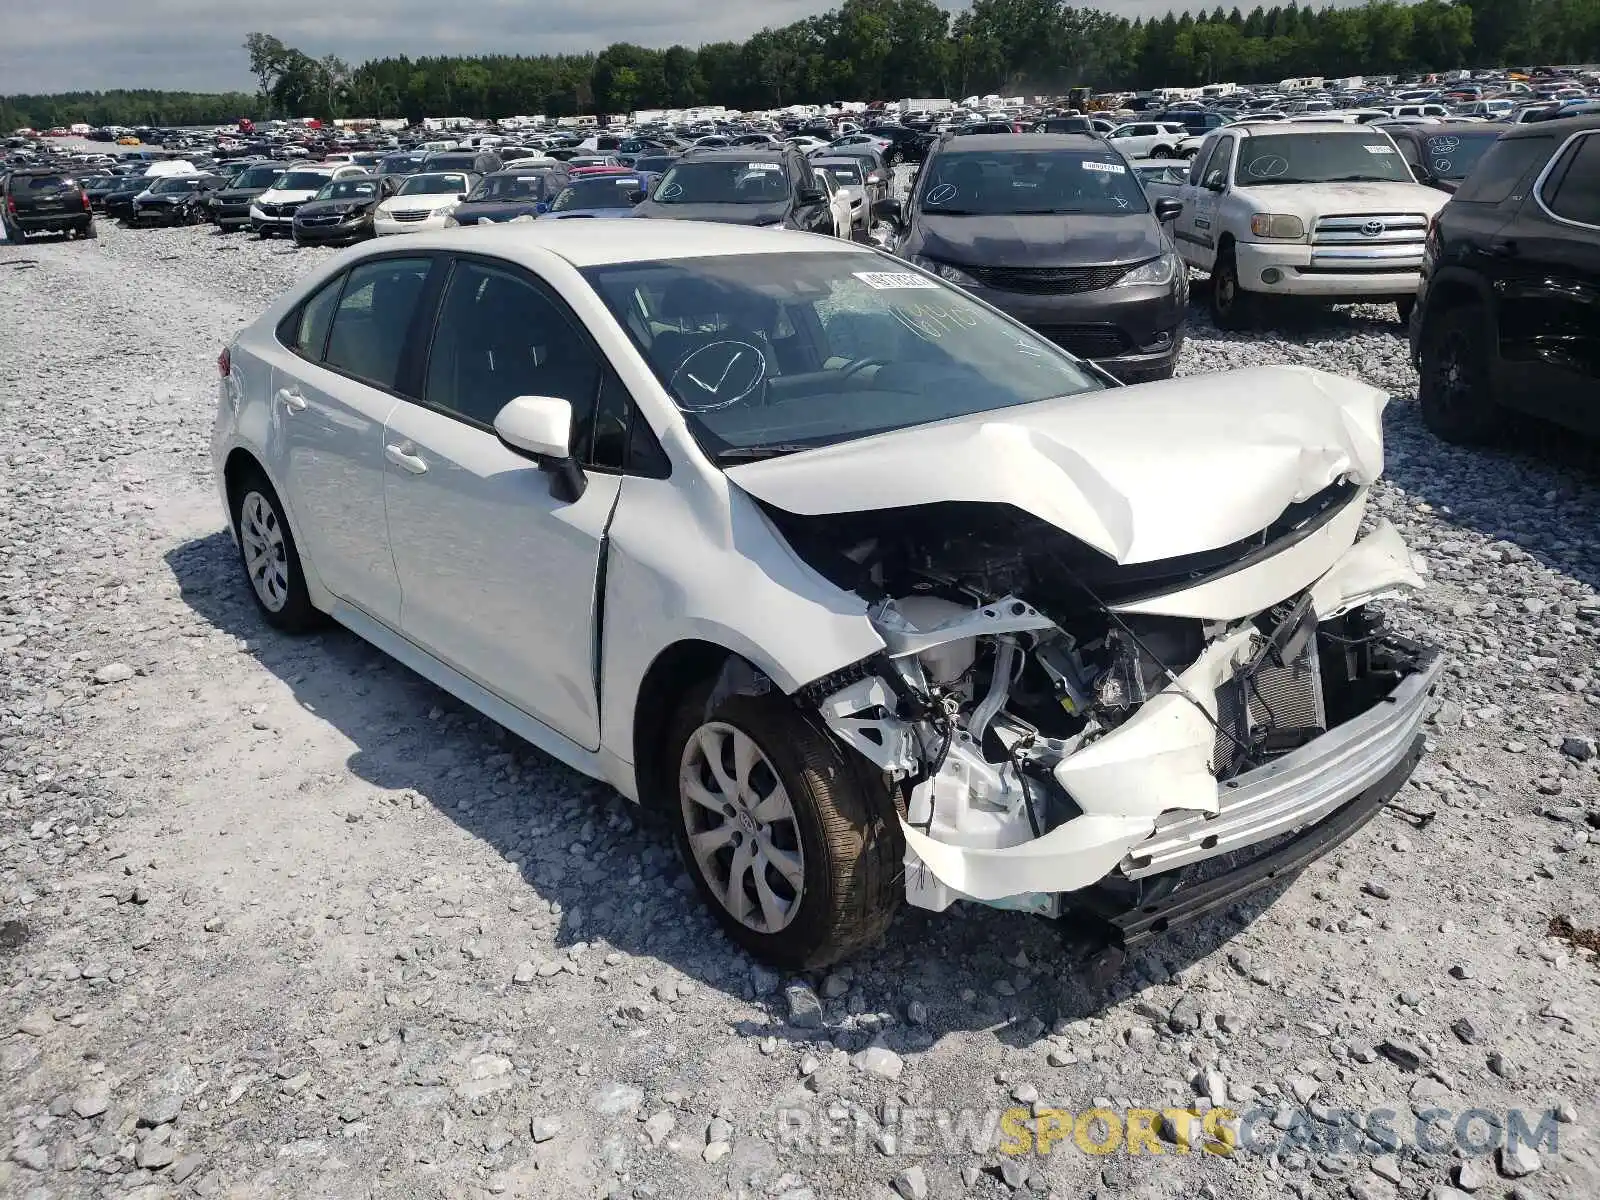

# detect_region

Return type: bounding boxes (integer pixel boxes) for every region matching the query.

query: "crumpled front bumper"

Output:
[897,519,1441,914]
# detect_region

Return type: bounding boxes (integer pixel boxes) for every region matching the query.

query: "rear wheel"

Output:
[81,222,97,240]
[1209,247,1253,331]
[229,470,320,632]
[666,683,902,969]
[1419,303,1501,443]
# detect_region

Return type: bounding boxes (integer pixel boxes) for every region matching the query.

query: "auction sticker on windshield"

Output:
[854,271,941,291]
[1081,160,1127,174]
[1364,144,1396,154]
[747,162,783,170]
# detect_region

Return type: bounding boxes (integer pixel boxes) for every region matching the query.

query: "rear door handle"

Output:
[275,387,307,413]
[384,443,428,474]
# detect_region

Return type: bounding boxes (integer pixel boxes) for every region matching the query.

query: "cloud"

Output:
[1,0,1202,95]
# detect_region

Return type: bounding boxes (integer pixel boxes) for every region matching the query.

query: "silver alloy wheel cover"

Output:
[239,491,290,612]
[679,721,806,934]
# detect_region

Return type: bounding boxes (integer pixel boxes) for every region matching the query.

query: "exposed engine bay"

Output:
[772,486,1438,917]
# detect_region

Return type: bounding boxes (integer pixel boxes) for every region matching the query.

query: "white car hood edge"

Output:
[726,364,1389,565]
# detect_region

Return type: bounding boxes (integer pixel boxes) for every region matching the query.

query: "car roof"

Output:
[338,219,877,268]
[937,133,1102,153]
[1503,112,1600,138]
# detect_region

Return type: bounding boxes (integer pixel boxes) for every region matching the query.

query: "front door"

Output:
[381,255,619,748]
[271,255,433,626]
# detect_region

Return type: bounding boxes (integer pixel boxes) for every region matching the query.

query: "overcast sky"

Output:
[2,0,1216,95]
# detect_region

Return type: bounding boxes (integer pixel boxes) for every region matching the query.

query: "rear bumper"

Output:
[15,213,91,232]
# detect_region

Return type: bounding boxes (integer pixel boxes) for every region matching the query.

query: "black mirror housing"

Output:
[1154,197,1184,222]
[871,197,903,224]
[797,187,825,205]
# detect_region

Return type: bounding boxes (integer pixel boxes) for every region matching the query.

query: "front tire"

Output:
[667,683,902,970]
[1419,303,1501,444]
[1152,144,1176,159]
[1209,248,1253,331]
[230,471,320,633]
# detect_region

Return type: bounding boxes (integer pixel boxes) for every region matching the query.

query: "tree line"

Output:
[4,0,1597,132]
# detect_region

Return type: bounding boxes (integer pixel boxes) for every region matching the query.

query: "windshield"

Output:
[582,252,1102,459]
[917,149,1149,215]
[277,171,333,191]
[1236,132,1413,184]
[550,177,641,211]
[378,156,423,175]
[233,166,284,189]
[652,160,790,204]
[152,177,200,194]
[818,162,864,186]
[469,173,550,201]
[1419,130,1502,179]
[317,178,378,200]
[397,172,470,196]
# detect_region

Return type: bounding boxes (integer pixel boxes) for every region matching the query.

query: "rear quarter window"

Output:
[1452,135,1553,204]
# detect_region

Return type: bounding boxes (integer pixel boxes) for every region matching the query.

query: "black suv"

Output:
[1411,115,1600,441]
[877,133,1188,382]
[2,169,96,240]
[631,148,835,234]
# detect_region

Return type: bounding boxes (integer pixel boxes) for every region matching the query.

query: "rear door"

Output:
[268,254,435,626]
[1506,130,1600,431]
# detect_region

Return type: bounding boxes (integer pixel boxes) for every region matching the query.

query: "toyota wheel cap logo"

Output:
[1361,219,1385,237]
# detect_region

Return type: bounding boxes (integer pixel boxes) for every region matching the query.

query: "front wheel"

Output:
[1209,248,1253,331]
[1152,144,1176,159]
[667,683,902,970]
[230,472,320,632]
[1419,304,1501,444]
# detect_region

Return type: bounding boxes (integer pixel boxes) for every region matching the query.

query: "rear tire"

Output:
[665,681,902,970]
[81,222,97,240]
[1419,303,1501,444]
[229,470,321,633]
[1209,248,1253,331]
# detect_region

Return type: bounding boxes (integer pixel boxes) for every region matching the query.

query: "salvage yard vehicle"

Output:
[447,168,571,224]
[251,164,368,236]
[878,133,1188,382]
[210,161,288,229]
[213,221,1443,968]
[1104,120,1190,158]
[1411,114,1600,441]
[291,174,396,245]
[129,173,222,226]
[1150,121,1447,328]
[2,169,96,240]
[538,172,653,219]
[632,148,836,234]
[373,171,479,235]
[1383,122,1508,193]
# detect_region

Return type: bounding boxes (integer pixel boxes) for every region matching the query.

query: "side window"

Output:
[1395,135,1422,166]
[1187,139,1214,186]
[280,273,344,360]
[1454,135,1553,204]
[323,257,431,390]
[423,260,602,442]
[1543,133,1600,227]
[1202,136,1235,189]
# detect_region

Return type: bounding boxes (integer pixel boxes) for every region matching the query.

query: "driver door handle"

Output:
[275,387,307,413]
[385,443,428,475]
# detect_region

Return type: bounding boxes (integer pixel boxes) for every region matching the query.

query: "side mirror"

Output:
[494,395,587,502]
[628,189,646,204]
[866,173,883,186]
[797,186,826,205]
[1203,175,1227,193]
[872,196,903,225]
[1154,197,1183,222]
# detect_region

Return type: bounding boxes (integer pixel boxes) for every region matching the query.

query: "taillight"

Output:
[217,347,231,378]
[4,195,14,216]
[82,190,91,211]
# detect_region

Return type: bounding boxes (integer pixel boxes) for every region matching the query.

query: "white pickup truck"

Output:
[1142,122,1449,328]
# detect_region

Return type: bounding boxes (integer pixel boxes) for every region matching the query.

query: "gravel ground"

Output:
[0,214,1597,1200]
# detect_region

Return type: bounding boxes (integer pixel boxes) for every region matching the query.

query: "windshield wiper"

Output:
[1318,174,1404,183]
[714,443,819,463]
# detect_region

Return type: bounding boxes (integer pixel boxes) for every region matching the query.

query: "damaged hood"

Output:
[725,365,1388,565]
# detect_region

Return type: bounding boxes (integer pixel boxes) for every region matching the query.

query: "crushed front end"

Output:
[781,484,1444,945]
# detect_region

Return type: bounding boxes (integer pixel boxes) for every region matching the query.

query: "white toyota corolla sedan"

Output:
[212,221,1442,969]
